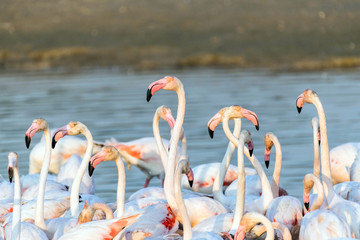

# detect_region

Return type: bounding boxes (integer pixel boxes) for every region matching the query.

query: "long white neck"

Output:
[35,127,51,230]
[213,118,241,203]
[269,134,282,198]
[115,157,125,217]
[12,166,21,240]
[164,84,185,218]
[312,120,320,178]
[153,112,169,170]
[312,97,335,203]
[71,129,94,216]
[310,173,324,211]
[174,160,192,240]
[223,116,273,212]
[230,132,246,233]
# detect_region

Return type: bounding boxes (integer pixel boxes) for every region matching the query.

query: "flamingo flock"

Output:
[0,76,360,240]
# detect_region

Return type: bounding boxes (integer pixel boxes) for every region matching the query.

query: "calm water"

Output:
[0,68,360,202]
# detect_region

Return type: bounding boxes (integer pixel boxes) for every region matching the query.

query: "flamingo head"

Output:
[225,106,259,131]
[78,204,95,224]
[207,107,229,138]
[241,130,254,157]
[296,89,318,114]
[303,190,310,211]
[52,121,88,148]
[186,166,194,188]
[157,105,176,128]
[147,76,181,102]
[25,118,49,149]
[302,173,315,212]
[264,133,274,169]
[7,152,18,183]
[88,145,120,176]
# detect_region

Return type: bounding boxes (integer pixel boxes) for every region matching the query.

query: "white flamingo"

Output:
[52,121,98,217]
[297,89,360,237]
[302,173,324,213]
[3,152,48,240]
[263,132,303,239]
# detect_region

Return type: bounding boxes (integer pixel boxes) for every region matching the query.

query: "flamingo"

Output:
[193,130,254,235]
[297,89,360,237]
[147,76,228,227]
[181,106,256,195]
[230,212,275,240]
[247,221,292,240]
[50,203,114,240]
[3,152,48,240]
[105,137,175,188]
[23,118,70,230]
[263,132,303,239]
[52,121,99,217]
[29,132,103,174]
[299,209,352,240]
[302,173,324,213]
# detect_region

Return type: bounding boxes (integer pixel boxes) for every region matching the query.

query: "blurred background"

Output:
[1,0,360,72]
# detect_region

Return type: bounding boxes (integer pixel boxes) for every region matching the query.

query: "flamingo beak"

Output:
[186,168,194,188]
[207,113,222,139]
[52,125,69,149]
[247,140,254,157]
[146,88,152,102]
[25,122,40,149]
[304,202,309,211]
[88,162,95,177]
[264,148,271,169]
[208,128,214,139]
[25,135,31,149]
[8,167,13,183]
[241,108,259,131]
[296,94,304,114]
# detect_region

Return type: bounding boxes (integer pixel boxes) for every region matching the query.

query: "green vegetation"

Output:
[1,0,360,71]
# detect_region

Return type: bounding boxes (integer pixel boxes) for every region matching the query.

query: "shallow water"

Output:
[0,68,359,202]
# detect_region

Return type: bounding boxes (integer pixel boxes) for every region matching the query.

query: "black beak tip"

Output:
[8,168,13,183]
[208,127,214,139]
[249,149,253,157]
[265,161,270,169]
[297,107,302,114]
[255,125,259,131]
[25,135,31,149]
[88,163,95,177]
[52,138,57,149]
[304,202,309,211]
[318,140,321,146]
[189,180,193,188]
[146,89,152,102]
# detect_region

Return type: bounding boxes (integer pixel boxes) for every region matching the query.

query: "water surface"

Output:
[0,68,359,202]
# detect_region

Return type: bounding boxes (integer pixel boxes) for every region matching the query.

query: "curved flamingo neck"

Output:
[174,160,192,240]
[71,129,94,217]
[153,111,169,170]
[312,96,335,203]
[269,133,282,198]
[309,174,324,211]
[230,132,246,233]
[213,118,241,203]
[93,203,114,220]
[241,213,275,240]
[164,83,185,218]
[12,166,21,240]
[115,157,125,217]
[35,127,51,230]
[312,119,320,178]
[223,116,273,212]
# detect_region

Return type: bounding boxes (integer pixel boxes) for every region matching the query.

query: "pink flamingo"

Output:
[297,89,360,238]
[302,173,324,213]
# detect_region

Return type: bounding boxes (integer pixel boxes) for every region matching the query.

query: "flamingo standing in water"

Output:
[297,89,360,238]
[263,132,303,239]
[147,76,228,227]
[3,152,48,240]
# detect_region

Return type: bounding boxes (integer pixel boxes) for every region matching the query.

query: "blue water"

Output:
[0,67,359,202]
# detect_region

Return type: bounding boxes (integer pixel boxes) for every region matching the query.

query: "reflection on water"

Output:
[0,68,360,202]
